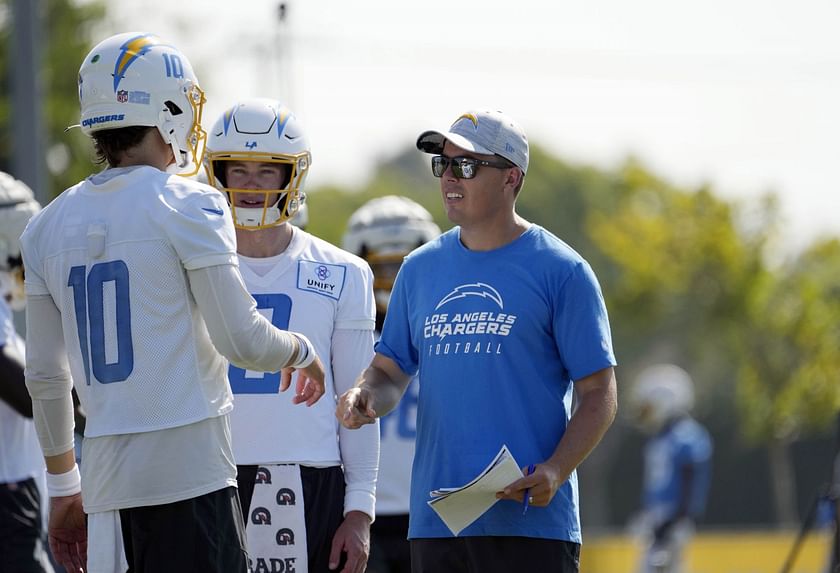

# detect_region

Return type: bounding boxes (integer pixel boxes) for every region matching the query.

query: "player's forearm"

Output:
[333,328,379,518]
[25,294,77,456]
[31,394,77,457]
[339,420,379,519]
[45,449,78,475]
[545,367,617,481]
[358,362,410,418]
[188,265,304,370]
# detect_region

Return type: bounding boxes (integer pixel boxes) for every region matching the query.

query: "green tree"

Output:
[737,238,840,524]
[0,0,105,198]
[588,158,773,371]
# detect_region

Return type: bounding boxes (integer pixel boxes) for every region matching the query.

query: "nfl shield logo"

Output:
[117,90,128,103]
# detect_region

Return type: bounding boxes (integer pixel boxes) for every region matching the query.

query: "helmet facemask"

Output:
[203,99,311,230]
[0,172,41,310]
[206,153,310,229]
[362,248,416,317]
[0,263,26,312]
[161,83,207,176]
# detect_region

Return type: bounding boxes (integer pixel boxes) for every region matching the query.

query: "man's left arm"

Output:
[330,327,378,573]
[501,366,617,505]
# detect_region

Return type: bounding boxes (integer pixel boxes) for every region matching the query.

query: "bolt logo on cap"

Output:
[454,113,479,129]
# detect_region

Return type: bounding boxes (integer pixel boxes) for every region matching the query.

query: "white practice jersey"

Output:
[231,228,375,465]
[21,166,237,437]
[0,298,44,483]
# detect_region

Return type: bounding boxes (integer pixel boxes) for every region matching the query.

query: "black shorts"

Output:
[0,477,52,573]
[368,514,411,573]
[238,464,346,573]
[119,486,248,573]
[410,536,581,573]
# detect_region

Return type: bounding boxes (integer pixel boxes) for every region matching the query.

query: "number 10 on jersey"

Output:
[68,261,134,385]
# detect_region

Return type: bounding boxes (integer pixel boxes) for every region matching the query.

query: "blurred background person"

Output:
[0,171,53,572]
[630,364,713,573]
[342,195,441,573]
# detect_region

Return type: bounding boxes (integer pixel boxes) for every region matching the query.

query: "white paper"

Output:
[427,444,523,536]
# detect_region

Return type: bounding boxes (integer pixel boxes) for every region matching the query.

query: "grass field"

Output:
[580,530,832,573]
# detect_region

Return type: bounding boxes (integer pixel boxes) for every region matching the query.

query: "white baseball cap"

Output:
[416,109,529,174]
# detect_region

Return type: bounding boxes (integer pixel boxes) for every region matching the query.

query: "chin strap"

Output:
[159,108,188,169]
[168,129,187,168]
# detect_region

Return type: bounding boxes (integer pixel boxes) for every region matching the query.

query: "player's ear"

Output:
[504,167,522,191]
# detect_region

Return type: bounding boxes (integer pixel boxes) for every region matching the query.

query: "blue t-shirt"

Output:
[376,225,616,541]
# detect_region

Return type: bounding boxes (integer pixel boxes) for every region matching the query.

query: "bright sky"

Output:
[104,0,840,251]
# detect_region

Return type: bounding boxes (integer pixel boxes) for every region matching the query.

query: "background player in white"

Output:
[341,196,441,573]
[630,364,713,573]
[204,98,379,573]
[0,171,53,573]
[21,33,325,573]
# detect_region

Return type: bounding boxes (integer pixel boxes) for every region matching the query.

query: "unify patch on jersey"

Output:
[296,260,346,300]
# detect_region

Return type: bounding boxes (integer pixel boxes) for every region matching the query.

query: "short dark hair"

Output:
[92,126,155,167]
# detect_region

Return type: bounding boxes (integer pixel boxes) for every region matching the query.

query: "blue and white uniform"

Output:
[642,416,712,526]
[638,416,712,573]
[377,224,616,541]
[376,374,418,517]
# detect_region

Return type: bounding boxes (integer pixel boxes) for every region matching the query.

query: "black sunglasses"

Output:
[430,155,513,180]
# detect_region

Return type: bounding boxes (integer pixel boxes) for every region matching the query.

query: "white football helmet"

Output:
[204,98,311,229]
[78,32,206,175]
[342,196,441,316]
[0,172,41,311]
[631,363,695,433]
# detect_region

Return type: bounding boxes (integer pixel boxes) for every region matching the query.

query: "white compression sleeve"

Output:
[24,294,76,456]
[187,264,304,372]
[333,328,379,519]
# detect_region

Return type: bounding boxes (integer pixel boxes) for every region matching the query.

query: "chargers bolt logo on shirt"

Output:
[424,282,517,356]
[435,282,503,310]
